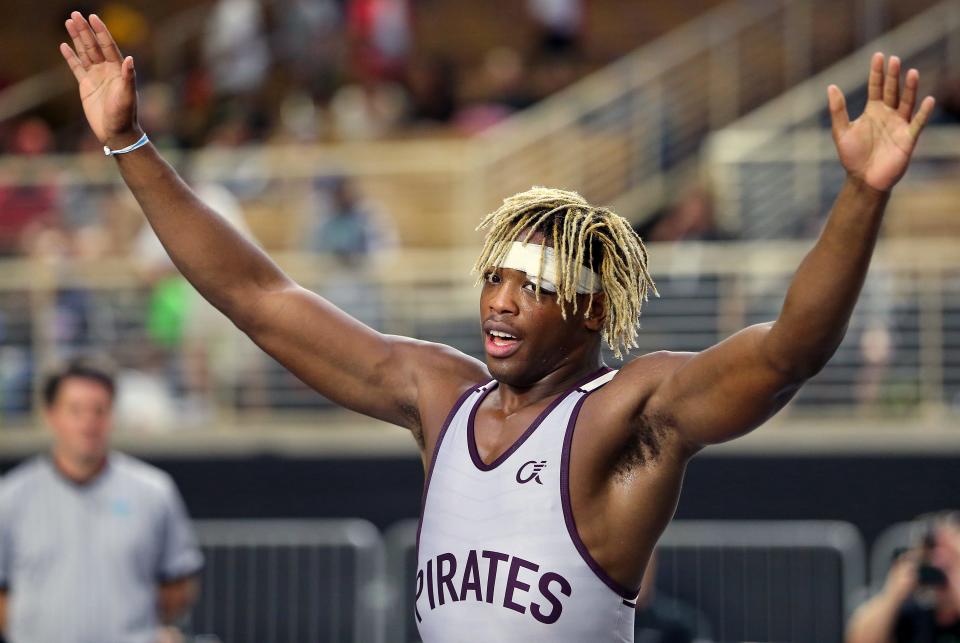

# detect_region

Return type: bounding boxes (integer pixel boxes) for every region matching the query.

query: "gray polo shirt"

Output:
[0,452,204,643]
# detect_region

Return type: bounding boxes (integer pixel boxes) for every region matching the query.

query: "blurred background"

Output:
[1,0,960,640]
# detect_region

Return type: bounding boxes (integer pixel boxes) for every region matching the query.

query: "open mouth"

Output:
[485,329,522,358]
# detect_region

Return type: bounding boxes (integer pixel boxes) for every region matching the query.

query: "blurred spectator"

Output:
[455,48,535,133]
[100,3,150,59]
[275,0,344,97]
[131,181,263,427]
[847,517,960,643]
[0,357,203,642]
[329,81,408,140]
[406,56,458,125]
[935,69,960,123]
[307,177,396,264]
[138,82,181,150]
[203,0,270,99]
[639,187,723,243]
[0,119,58,256]
[635,550,714,643]
[526,0,583,56]
[347,0,411,81]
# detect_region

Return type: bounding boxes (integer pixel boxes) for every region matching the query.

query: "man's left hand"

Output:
[828,52,936,192]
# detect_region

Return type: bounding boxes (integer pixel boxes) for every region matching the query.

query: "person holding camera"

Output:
[847,522,960,643]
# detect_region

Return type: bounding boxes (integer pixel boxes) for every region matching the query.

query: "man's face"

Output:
[44,377,113,464]
[479,238,603,387]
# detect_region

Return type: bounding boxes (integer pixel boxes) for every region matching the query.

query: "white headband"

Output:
[500,242,601,294]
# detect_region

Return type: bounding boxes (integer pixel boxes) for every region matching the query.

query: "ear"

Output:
[582,293,606,332]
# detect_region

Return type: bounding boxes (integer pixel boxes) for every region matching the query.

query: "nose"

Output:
[487,280,520,316]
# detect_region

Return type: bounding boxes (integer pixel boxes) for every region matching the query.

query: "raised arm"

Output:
[639,53,935,447]
[60,13,484,430]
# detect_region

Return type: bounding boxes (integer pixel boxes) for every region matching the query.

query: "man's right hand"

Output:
[60,12,142,149]
[883,552,919,604]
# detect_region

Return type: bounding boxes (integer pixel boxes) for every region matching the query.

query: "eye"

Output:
[522,281,538,292]
[483,271,501,284]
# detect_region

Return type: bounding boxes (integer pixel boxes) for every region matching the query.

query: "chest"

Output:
[13,485,160,580]
[472,406,550,465]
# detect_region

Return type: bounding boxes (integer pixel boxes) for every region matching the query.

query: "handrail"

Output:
[478,0,790,157]
[714,0,960,156]
[3,236,960,431]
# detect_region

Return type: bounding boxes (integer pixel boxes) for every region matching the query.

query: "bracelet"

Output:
[103,132,149,157]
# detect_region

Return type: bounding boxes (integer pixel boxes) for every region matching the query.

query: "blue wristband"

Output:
[103,132,149,157]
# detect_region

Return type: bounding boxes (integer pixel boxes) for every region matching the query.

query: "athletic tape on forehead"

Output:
[500,242,601,294]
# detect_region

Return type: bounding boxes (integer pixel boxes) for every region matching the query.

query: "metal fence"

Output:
[186,519,387,643]
[708,0,960,238]
[383,518,866,643]
[175,518,960,641]
[6,237,960,430]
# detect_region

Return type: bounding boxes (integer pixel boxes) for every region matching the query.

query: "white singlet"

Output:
[416,367,638,642]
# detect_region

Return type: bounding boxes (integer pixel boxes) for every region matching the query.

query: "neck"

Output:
[496,352,605,414]
[51,449,108,485]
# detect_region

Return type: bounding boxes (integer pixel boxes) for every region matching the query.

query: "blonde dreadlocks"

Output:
[473,186,657,359]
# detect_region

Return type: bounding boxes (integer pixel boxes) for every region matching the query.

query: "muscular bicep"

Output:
[240,283,484,429]
[644,323,804,447]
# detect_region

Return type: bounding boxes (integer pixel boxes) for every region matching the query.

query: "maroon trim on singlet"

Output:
[560,383,642,601]
[415,383,487,559]
[466,367,612,472]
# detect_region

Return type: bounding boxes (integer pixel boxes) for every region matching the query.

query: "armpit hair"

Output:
[611,410,672,479]
[400,402,424,447]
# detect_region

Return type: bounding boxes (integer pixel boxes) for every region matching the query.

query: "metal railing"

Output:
[187,519,387,643]
[383,518,866,643]
[707,0,960,237]
[3,0,940,241]
[707,126,960,239]
[5,236,960,430]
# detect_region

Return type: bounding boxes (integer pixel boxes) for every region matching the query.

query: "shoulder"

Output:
[0,457,47,507]
[392,337,488,380]
[109,453,179,502]
[0,456,48,526]
[391,338,489,451]
[586,351,694,420]
[576,353,699,472]
[394,337,489,410]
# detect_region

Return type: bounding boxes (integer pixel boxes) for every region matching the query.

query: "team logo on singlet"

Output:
[516,460,547,485]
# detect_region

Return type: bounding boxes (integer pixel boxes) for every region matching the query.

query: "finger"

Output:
[59,42,87,81]
[122,56,136,87]
[65,18,91,69]
[89,13,122,63]
[898,68,919,120]
[827,84,850,139]
[883,55,900,108]
[71,12,105,65]
[868,52,884,101]
[909,95,936,139]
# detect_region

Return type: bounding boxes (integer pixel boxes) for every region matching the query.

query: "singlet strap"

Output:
[577,368,617,393]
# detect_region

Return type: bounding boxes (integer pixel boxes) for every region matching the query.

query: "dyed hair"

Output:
[473,186,657,358]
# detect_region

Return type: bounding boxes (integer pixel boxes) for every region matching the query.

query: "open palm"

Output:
[60,12,140,147]
[829,53,935,192]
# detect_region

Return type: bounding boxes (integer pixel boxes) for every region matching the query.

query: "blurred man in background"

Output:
[0,358,203,643]
[847,519,960,643]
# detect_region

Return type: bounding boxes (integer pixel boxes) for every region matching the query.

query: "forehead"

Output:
[54,377,113,405]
